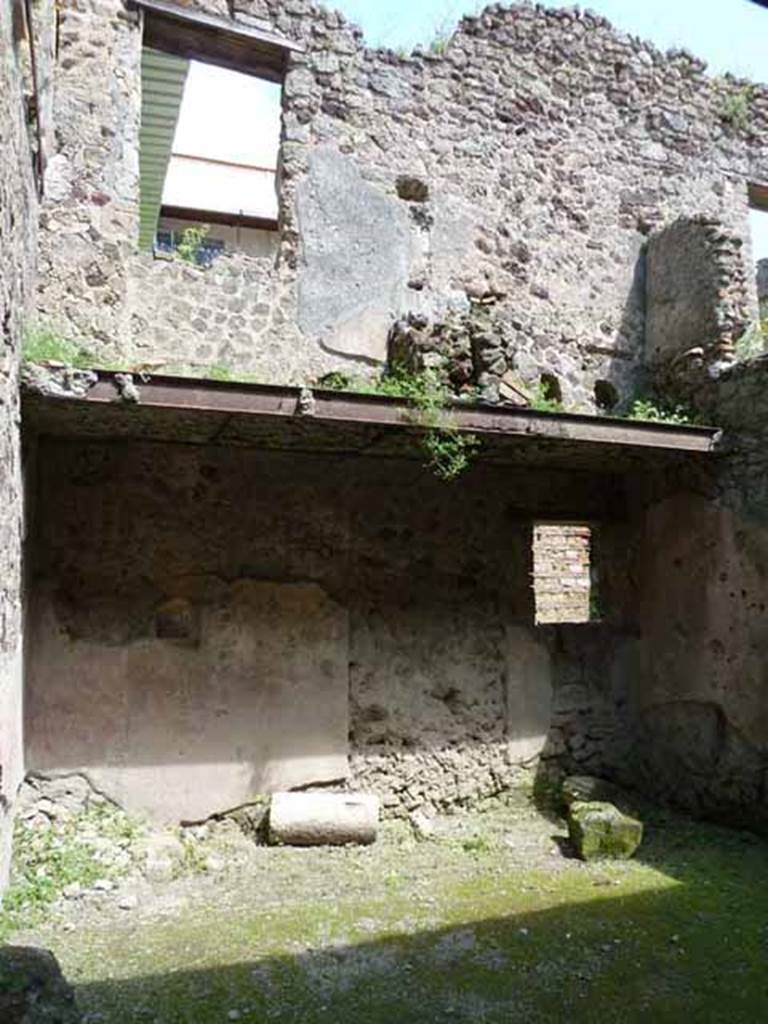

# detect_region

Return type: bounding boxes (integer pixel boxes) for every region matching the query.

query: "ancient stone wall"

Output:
[35,1,768,409]
[0,2,39,885]
[25,437,633,819]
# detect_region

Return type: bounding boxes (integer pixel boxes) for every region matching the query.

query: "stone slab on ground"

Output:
[0,946,80,1023]
[269,792,379,847]
[568,800,643,862]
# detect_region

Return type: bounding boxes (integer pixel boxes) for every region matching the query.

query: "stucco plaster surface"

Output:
[26,581,349,823]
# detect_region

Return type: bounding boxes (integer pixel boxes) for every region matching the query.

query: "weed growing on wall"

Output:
[718,83,754,132]
[320,367,480,481]
[529,380,565,414]
[381,367,481,481]
[627,398,696,426]
[735,320,768,362]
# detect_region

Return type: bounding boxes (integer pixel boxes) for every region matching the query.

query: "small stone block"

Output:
[568,800,643,862]
[269,791,379,847]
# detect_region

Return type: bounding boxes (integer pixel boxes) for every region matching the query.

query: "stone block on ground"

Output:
[0,946,81,1023]
[139,831,185,882]
[269,792,379,847]
[568,800,643,862]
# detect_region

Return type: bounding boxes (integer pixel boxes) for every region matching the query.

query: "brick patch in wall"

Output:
[533,524,592,625]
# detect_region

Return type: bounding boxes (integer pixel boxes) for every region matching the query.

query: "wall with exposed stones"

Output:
[14,0,768,839]
[35,0,768,410]
[0,2,39,885]
[646,217,756,369]
[25,436,638,820]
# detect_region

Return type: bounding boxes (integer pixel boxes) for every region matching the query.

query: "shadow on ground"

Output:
[63,816,768,1024]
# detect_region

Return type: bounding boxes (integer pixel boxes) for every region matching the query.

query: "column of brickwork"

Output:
[533,524,592,625]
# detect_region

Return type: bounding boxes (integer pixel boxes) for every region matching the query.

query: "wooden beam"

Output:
[160,205,278,233]
[125,0,303,82]
[749,182,768,211]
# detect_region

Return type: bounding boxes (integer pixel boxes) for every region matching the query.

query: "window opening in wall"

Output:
[134,0,299,261]
[532,523,601,626]
[748,184,768,327]
[594,379,619,413]
[141,54,282,262]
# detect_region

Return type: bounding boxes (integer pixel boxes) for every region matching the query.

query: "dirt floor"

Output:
[4,790,768,1023]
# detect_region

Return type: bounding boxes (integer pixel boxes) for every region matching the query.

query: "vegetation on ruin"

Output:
[528,379,565,415]
[0,803,144,941]
[429,28,452,55]
[22,323,95,369]
[175,224,211,266]
[321,367,481,481]
[7,800,768,1023]
[734,320,768,362]
[626,398,697,426]
[717,82,755,132]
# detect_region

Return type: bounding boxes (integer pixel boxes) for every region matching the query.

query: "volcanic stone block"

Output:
[269,792,379,847]
[568,800,643,862]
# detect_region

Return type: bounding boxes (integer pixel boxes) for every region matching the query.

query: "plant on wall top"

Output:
[627,398,696,426]
[175,225,211,266]
[22,323,94,368]
[320,366,480,481]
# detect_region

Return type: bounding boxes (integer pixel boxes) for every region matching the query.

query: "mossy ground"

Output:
[6,799,768,1023]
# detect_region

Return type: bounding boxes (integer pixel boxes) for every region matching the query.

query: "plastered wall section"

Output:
[0,4,38,886]
[25,439,632,820]
[623,490,768,828]
[36,1,768,409]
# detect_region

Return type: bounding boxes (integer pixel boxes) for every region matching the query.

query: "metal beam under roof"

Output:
[22,372,721,472]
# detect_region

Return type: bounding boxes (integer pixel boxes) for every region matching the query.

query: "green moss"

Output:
[8,812,767,1022]
[568,801,643,862]
[22,324,96,368]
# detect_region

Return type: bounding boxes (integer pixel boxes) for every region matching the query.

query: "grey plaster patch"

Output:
[504,626,552,764]
[297,146,411,363]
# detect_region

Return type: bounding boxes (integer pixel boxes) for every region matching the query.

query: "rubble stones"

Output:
[20,364,98,400]
[138,832,185,883]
